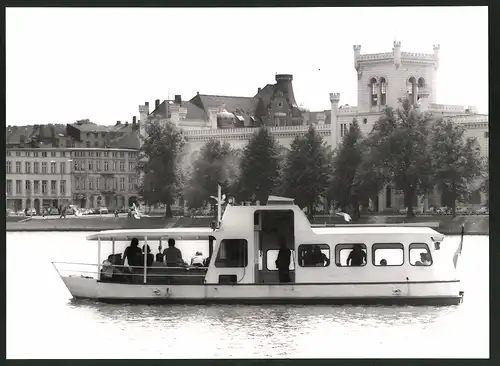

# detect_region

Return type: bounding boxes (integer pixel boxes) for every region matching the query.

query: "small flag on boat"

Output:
[453,224,465,268]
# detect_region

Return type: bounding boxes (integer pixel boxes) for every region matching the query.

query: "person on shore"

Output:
[59,205,67,219]
[163,239,184,267]
[275,238,291,283]
[191,251,205,267]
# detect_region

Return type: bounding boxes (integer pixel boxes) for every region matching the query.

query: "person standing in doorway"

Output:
[275,238,291,283]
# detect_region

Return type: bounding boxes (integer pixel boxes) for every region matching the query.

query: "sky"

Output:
[6,7,488,126]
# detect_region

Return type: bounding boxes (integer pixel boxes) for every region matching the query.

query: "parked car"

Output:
[6,208,15,216]
[399,207,423,215]
[455,206,471,215]
[475,206,489,215]
[98,207,109,214]
[24,208,37,216]
[436,206,450,215]
[424,206,436,214]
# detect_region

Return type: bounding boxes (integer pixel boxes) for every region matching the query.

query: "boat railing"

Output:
[52,261,209,280]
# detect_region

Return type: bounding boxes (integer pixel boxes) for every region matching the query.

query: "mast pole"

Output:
[217,184,222,222]
[97,237,101,280]
[143,236,148,284]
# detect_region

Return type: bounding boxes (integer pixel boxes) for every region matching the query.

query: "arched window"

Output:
[407,77,417,105]
[380,77,387,106]
[418,77,425,88]
[370,78,378,107]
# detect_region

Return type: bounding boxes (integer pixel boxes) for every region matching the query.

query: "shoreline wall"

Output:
[6,215,488,235]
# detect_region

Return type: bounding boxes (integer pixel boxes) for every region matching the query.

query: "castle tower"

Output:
[393,41,401,69]
[330,93,340,149]
[355,42,439,112]
[353,45,361,71]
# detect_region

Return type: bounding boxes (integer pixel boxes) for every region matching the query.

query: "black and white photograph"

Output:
[6,6,489,359]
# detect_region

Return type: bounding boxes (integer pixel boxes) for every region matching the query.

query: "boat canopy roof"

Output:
[312,226,441,235]
[86,228,214,241]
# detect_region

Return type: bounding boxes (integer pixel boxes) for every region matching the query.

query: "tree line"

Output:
[137,99,488,219]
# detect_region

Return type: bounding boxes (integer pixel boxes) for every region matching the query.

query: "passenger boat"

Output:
[53,196,465,305]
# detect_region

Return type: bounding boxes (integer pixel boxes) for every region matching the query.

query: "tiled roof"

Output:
[184,101,207,120]
[6,124,69,146]
[71,122,110,132]
[190,94,259,116]
[149,100,169,118]
[6,125,35,145]
[108,132,140,150]
[254,84,275,109]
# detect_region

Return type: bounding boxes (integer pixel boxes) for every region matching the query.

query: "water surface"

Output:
[6,232,489,358]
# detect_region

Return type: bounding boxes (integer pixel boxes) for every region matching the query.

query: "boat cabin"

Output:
[87,197,449,286]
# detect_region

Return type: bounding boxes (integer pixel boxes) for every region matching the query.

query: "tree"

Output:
[364,101,434,217]
[328,119,364,217]
[136,120,185,217]
[480,160,489,206]
[282,125,330,220]
[184,139,238,210]
[238,127,281,203]
[429,118,484,216]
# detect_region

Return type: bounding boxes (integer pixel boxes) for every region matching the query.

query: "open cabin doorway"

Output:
[254,209,295,284]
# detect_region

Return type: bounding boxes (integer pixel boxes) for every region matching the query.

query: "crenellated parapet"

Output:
[329,93,340,104]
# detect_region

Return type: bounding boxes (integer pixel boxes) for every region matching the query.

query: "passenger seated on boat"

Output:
[347,244,366,266]
[416,253,431,266]
[142,245,154,267]
[275,239,291,283]
[123,238,143,268]
[163,239,184,267]
[191,252,205,267]
[379,259,387,266]
[203,255,211,267]
[101,256,114,279]
[155,253,165,264]
[312,245,330,267]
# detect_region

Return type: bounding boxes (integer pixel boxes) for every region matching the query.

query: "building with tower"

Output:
[136,42,488,212]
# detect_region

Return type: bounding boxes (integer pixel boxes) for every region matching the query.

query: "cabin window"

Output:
[298,244,330,267]
[372,243,404,266]
[266,250,295,271]
[409,243,433,266]
[215,239,248,268]
[335,244,367,267]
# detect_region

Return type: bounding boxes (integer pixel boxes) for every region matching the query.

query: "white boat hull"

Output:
[61,276,463,306]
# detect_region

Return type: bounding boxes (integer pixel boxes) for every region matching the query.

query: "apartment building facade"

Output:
[71,148,140,210]
[6,148,73,213]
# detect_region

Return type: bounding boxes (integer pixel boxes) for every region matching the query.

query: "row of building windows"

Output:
[73,160,135,172]
[6,179,67,195]
[7,150,70,158]
[6,161,68,174]
[6,160,136,174]
[7,150,138,159]
[213,241,432,268]
[74,177,136,192]
[73,151,137,158]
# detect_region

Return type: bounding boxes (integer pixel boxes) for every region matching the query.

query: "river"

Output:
[6,232,489,359]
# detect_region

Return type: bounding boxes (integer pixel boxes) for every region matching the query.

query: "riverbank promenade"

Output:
[6,213,489,235]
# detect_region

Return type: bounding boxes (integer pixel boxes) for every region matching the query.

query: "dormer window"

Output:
[370,78,378,107]
[380,78,387,106]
